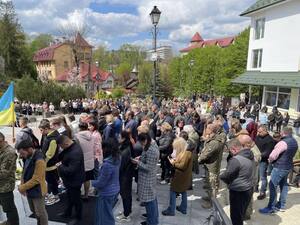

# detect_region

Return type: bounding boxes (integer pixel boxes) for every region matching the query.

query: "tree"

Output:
[215,28,250,96]
[30,34,53,53]
[58,21,91,78]
[0,1,37,79]
[93,45,110,70]
[115,62,131,86]
[137,63,152,94]
[168,28,250,97]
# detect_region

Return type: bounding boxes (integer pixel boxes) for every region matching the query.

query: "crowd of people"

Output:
[0,95,300,225]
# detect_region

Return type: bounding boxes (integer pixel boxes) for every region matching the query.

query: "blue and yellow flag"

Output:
[0,82,16,125]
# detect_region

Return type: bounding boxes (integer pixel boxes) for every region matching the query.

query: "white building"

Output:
[146,46,173,62]
[233,0,300,116]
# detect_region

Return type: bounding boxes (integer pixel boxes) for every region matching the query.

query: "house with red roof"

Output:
[180,32,235,55]
[33,33,115,90]
[56,61,115,90]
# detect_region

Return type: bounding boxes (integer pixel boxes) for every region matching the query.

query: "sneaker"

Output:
[116,214,131,222]
[160,180,167,185]
[259,207,275,214]
[257,193,266,200]
[275,202,286,212]
[45,195,60,206]
[45,193,53,201]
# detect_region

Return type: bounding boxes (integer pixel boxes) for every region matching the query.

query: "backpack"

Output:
[23,130,40,149]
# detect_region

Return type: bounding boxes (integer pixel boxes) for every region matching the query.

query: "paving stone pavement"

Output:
[0,168,211,225]
[2,118,300,225]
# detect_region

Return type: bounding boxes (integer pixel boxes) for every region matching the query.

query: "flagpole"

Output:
[12,82,15,143]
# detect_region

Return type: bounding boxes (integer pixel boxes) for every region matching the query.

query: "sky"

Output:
[12,0,255,52]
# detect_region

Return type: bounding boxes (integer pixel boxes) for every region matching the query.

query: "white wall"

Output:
[247,0,300,72]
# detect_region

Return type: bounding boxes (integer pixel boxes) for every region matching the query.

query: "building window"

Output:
[255,18,265,40]
[264,86,290,110]
[85,52,91,60]
[64,61,69,69]
[252,49,263,68]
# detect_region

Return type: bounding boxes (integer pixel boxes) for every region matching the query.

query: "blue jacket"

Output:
[92,156,121,196]
[113,117,123,138]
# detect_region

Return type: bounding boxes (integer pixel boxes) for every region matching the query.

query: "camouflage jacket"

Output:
[199,133,225,174]
[0,143,17,193]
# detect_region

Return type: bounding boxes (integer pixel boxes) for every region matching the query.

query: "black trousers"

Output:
[120,178,133,217]
[0,191,19,225]
[46,169,59,195]
[161,157,172,181]
[229,189,252,225]
[66,187,82,220]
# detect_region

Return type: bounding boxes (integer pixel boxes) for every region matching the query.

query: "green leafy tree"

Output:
[0,1,36,79]
[111,87,124,99]
[115,62,131,86]
[30,34,53,53]
[168,28,250,97]
[137,63,152,95]
[93,45,110,70]
[215,28,250,96]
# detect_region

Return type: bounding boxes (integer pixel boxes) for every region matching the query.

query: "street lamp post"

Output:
[189,59,195,95]
[150,6,161,98]
[95,61,101,99]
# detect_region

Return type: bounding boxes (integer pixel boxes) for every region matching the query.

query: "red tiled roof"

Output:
[180,34,235,53]
[33,43,64,62]
[75,33,93,48]
[33,34,92,62]
[217,37,235,47]
[191,32,204,42]
[56,62,112,82]
[180,42,204,53]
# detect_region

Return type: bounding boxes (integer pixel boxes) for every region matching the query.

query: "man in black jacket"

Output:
[255,125,276,200]
[56,135,85,225]
[220,136,255,225]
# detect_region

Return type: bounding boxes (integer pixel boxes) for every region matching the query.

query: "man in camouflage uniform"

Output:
[0,132,19,225]
[199,123,225,208]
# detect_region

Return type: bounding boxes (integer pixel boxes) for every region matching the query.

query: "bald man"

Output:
[220,138,255,225]
[198,123,225,209]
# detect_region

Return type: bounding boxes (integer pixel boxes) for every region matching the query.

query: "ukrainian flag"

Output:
[0,82,16,125]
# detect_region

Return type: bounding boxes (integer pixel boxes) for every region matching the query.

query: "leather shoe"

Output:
[176,206,187,214]
[162,209,175,216]
[257,193,266,200]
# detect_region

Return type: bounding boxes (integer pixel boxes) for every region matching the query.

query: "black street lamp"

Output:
[150,6,161,98]
[189,59,195,95]
[95,61,101,99]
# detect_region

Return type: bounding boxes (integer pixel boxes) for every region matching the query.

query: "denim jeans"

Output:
[145,198,159,225]
[295,127,300,136]
[167,191,187,214]
[94,194,118,225]
[259,161,269,194]
[268,167,290,209]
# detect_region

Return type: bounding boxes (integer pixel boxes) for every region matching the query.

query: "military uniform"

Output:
[0,143,19,225]
[199,131,226,207]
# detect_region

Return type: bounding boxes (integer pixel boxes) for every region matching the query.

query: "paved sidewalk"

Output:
[1,169,211,225]
[218,153,300,225]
